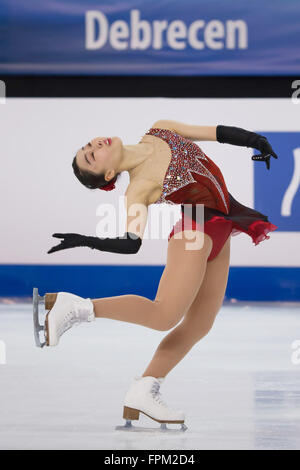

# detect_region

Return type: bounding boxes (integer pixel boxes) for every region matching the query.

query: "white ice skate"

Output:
[115,376,187,433]
[32,287,95,347]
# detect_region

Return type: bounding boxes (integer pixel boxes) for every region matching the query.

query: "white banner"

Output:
[0,97,299,267]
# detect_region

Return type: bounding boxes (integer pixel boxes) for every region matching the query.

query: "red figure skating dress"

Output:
[146,127,278,261]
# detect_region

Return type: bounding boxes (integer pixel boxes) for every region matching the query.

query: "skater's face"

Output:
[75,136,122,182]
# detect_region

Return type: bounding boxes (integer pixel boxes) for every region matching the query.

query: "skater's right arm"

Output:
[124,182,149,241]
[47,184,149,256]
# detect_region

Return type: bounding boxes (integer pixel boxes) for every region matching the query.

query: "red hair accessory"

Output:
[99,177,117,191]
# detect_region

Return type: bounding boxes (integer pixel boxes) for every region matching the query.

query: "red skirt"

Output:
[168,192,278,261]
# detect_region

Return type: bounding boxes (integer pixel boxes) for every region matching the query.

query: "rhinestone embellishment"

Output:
[146,127,229,212]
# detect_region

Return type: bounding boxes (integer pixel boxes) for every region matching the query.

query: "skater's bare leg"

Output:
[141,236,231,378]
[92,231,212,331]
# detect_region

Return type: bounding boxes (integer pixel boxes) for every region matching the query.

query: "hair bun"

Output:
[99,177,117,191]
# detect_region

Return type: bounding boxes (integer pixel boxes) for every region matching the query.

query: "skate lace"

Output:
[150,382,168,407]
[57,304,89,338]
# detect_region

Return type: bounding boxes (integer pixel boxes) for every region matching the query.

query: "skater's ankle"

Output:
[141,375,165,381]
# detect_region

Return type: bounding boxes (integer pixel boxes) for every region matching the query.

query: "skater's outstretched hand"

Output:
[216,125,278,170]
[251,137,278,170]
[47,231,142,254]
[47,233,90,253]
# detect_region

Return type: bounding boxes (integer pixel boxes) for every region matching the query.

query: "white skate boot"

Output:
[115,376,187,432]
[43,291,95,346]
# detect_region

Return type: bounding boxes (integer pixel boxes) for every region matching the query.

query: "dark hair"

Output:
[72,156,121,190]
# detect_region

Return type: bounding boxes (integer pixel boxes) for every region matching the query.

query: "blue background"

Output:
[254,132,300,232]
[1,0,300,75]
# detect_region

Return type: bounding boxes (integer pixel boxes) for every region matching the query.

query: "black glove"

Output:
[216,125,278,170]
[250,138,278,170]
[47,232,142,255]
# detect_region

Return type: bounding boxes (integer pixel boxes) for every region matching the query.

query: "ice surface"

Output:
[0,301,300,450]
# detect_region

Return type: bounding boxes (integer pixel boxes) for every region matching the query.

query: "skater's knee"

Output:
[161,316,182,331]
[153,301,182,331]
[191,319,215,343]
[201,321,214,338]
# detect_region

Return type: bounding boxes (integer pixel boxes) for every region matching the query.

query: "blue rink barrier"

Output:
[0,265,299,302]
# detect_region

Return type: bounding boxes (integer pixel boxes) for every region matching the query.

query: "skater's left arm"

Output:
[153,120,217,142]
[153,120,278,170]
[216,125,279,170]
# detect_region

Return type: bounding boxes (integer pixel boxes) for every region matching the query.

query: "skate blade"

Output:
[32,287,47,348]
[115,420,188,433]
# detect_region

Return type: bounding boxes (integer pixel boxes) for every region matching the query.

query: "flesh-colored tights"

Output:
[92,230,231,378]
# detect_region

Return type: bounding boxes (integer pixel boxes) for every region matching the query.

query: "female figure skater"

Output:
[46,120,278,428]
